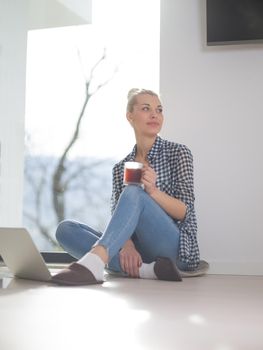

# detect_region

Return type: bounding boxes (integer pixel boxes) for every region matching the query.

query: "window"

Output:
[24,0,160,258]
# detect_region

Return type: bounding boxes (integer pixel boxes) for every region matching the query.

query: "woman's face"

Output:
[127,94,164,137]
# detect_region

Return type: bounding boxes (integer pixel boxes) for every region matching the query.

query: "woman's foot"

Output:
[52,251,106,286]
[138,257,182,281]
[153,257,182,281]
[52,262,103,286]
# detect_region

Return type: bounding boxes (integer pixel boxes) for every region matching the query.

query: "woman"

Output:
[52,88,200,286]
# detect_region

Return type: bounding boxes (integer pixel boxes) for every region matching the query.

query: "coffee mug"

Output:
[123,161,143,185]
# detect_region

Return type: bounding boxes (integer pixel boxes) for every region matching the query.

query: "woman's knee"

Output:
[55,220,77,243]
[121,185,144,203]
[123,184,142,195]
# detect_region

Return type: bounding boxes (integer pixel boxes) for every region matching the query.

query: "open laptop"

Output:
[0,227,54,282]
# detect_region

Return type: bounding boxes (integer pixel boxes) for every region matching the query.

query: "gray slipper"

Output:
[179,260,209,278]
[154,257,182,282]
[52,262,103,286]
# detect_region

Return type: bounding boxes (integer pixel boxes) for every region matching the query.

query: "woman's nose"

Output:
[150,110,157,118]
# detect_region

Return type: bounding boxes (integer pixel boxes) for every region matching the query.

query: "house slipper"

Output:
[52,262,103,286]
[154,257,182,282]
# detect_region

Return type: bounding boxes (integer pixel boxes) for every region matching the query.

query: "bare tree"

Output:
[23,154,113,249]
[23,49,118,247]
[52,49,118,223]
[23,155,58,247]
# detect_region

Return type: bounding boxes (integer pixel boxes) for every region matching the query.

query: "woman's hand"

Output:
[141,165,158,195]
[119,240,142,278]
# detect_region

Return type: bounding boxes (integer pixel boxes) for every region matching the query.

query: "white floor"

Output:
[0,268,263,350]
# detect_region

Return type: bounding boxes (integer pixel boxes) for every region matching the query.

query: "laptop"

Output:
[0,227,54,282]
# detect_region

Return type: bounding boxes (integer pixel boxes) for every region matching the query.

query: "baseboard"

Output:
[207,261,263,276]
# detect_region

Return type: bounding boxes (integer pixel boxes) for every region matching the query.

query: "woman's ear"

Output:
[126,111,133,123]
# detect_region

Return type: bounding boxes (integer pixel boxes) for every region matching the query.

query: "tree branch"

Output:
[52,48,118,223]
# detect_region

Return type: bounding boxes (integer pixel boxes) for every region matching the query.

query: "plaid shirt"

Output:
[111,136,200,268]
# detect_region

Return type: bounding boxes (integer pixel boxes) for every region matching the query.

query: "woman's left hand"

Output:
[141,165,157,195]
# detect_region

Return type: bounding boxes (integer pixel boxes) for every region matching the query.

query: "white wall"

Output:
[28,0,91,30]
[0,1,27,226]
[160,0,263,275]
[0,0,91,227]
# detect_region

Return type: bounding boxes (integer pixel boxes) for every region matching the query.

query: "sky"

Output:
[25,0,160,160]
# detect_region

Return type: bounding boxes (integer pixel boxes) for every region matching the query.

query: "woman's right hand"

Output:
[119,239,142,278]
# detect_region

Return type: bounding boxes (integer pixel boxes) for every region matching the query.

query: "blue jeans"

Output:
[56,185,188,273]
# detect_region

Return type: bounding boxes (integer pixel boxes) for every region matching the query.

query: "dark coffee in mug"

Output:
[123,162,143,185]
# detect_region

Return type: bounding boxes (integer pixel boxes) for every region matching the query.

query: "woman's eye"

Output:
[142,106,149,111]
[157,108,163,113]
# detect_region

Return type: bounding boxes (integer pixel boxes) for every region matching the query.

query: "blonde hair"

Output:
[126,88,160,113]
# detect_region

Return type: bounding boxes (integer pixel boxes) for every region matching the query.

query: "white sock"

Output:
[78,252,105,282]
[139,262,157,280]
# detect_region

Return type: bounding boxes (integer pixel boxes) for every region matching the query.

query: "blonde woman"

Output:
[52,88,200,285]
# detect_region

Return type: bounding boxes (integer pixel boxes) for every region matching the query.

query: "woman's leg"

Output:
[56,220,102,259]
[56,187,181,265]
[97,185,181,264]
[56,219,125,273]
[106,186,189,272]
[52,186,183,285]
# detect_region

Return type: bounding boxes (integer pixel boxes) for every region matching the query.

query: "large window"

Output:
[23,0,160,252]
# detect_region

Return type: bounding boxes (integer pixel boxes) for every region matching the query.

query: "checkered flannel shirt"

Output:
[110,136,200,269]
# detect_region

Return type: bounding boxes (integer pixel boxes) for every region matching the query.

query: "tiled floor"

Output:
[0,268,263,350]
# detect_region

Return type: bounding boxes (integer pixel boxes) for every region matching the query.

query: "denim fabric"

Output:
[56,185,189,273]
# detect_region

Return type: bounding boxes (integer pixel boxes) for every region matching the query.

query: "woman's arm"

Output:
[150,187,186,221]
[142,145,195,221]
[142,166,186,220]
